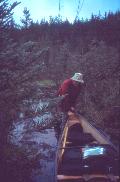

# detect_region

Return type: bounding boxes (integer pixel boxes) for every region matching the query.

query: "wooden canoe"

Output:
[55,111,119,182]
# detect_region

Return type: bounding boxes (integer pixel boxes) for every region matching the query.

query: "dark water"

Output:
[10,110,58,182]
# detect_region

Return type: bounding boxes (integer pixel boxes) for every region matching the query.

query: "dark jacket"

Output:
[58,79,81,112]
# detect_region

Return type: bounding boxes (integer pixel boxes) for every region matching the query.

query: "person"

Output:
[58,73,84,113]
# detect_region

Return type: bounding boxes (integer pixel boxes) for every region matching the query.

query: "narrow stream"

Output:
[10,101,59,182]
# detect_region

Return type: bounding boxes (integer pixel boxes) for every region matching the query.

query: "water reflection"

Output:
[10,109,58,182]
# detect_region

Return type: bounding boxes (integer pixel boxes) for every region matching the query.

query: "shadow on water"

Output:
[9,100,62,182]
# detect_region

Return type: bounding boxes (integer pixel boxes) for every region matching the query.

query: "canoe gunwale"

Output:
[57,174,120,181]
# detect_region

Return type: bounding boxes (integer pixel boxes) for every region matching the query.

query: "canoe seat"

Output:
[67,124,95,146]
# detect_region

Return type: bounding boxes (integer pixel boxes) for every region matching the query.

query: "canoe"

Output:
[55,111,119,182]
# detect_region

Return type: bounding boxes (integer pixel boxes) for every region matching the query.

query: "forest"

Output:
[0,0,120,182]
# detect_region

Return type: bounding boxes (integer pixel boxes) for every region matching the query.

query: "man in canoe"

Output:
[58,73,84,113]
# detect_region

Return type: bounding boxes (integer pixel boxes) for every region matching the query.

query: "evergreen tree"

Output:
[21,7,32,29]
[0,0,20,50]
[0,0,20,28]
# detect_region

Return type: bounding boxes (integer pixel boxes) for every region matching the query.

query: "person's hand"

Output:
[70,107,75,112]
[61,93,69,99]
